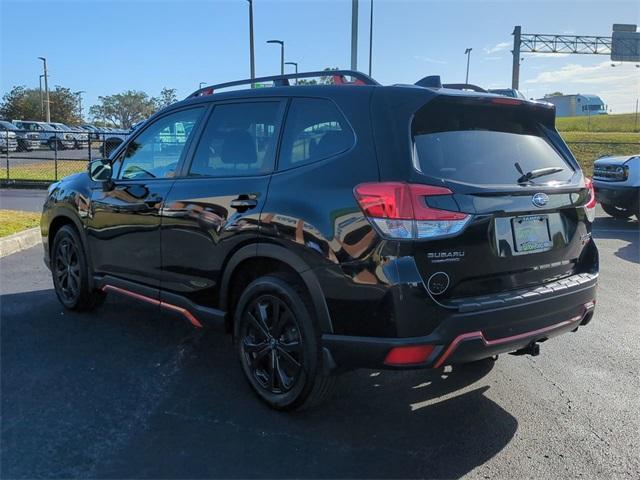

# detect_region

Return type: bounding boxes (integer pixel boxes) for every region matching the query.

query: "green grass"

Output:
[6,160,87,181]
[557,113,639,133]
[0,210,41,237]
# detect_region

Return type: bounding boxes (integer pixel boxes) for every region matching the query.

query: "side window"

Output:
[278,98,354,171]
[117,108,204,180]
[188,102,282,177]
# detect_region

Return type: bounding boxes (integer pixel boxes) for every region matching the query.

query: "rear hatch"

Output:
[405,94,595,299]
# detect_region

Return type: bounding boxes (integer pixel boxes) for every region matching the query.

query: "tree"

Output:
[297,67,340,85]
[544,91,564,98]
[89,90,156,129]
[153,87,178,110]
[0,85,81,124]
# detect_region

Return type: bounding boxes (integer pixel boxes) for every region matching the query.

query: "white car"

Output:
[12,120,75,150]
[593,154,640,221]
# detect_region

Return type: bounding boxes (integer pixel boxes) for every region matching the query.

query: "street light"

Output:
[285,61,298,84]
[247,0,255,86]
[464,48,472,84]
[267,39,284,75]
[38,57,51,123]
[368,0,374,76]
[74,91,86,120]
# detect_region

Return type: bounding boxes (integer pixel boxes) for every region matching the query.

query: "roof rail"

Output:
[187,70,379,98]
[442,83,488,93]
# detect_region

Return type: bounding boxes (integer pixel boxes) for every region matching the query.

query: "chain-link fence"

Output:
[1,127,638,183]
[1,127,130,184]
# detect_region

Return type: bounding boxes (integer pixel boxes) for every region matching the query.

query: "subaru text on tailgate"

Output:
[41,70,598,410]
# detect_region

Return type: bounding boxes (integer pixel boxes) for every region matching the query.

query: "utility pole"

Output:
[511,25,522,89]
[39,74,45,119]
[38,57,51,123]
[247,0,256,86]
[75,91,85,120]
[267,40,284,75]
[464,48,472,84]
[368,0,373,76]
[351,0,358,70]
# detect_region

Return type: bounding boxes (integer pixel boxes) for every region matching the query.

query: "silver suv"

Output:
[12,120,75,150]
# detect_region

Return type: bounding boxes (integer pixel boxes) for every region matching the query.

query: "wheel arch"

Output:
[220,243,334,334]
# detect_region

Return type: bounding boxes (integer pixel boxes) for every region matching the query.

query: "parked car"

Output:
[12,120,75,150]
[0,126,18,152]
[41,70,598,411]
[0,120,38,151]
[593,154,640,221]
[49,122,89,150]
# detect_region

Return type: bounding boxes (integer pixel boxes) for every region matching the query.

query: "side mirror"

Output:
[88,159,113,182]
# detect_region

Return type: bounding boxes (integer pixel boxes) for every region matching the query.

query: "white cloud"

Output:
[525,61,640,112]
[484,42,511,54]
[413,55,447,65]
[522,52,570,59]
[483,56,502,61]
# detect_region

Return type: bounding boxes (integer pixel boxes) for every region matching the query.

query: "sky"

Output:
[1,0,639,118]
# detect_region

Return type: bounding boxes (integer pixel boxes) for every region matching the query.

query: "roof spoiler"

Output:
[414,77,488,93]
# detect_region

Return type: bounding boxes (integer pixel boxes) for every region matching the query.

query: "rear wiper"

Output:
[514,162,564,184]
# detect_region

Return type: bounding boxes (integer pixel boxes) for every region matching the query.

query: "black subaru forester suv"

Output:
[42,71,598,410]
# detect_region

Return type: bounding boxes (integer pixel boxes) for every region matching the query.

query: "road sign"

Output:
[611,24,640,62]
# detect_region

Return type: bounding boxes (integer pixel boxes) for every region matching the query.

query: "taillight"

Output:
[584,177,596,222]
[353,182,471,240]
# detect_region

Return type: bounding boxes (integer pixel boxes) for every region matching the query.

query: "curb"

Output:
[1,180,52,190]
[0,227,41,258]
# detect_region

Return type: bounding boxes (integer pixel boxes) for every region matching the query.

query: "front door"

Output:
[161,100,286,308]
[86,107,206,291]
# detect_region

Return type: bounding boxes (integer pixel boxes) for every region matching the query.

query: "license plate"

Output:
[512,215,552,252]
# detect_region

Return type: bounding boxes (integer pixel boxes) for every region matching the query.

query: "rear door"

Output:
[160,99,286,309]
[407,96,593,298]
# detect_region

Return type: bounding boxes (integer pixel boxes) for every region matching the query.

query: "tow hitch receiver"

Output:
[510,342,541,357]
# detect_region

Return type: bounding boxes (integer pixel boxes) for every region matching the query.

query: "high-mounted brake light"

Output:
[489,97,523,106]
[354,182,471,240]
[584,177,597,222]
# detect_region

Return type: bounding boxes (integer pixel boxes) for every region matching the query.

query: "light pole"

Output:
[75,90,85,120]
[38,57,51,123]
[464,48,472,84]
[368,0,373,76]
[247,0,255,86]
[351,0,358,70]
[285,62,298,84]
[267,39,284,75]
[39,74,45,119]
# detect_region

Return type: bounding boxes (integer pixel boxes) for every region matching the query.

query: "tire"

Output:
[51,225,105,311]
[601,203,633,219]
[234,274,336,411]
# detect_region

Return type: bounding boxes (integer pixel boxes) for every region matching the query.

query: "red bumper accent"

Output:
[433,315,583,368]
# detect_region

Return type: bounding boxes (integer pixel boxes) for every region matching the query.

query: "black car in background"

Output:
[41,70,598,410]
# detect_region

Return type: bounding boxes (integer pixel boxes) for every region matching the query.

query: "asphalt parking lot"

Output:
[1,205,638,479]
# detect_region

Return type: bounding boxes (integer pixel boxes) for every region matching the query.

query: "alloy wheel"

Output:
[240,294,304,394]
[54,237,81,303]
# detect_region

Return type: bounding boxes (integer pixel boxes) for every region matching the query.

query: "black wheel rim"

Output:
[54,237,81,302]
[241,294,303,394]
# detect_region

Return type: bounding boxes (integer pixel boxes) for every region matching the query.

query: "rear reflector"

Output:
[384,345,435,365]
[354,182,471,240]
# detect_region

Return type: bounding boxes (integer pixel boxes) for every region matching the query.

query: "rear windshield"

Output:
[412,100,573,185]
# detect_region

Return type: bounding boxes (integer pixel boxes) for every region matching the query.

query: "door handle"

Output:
[230,198,258,210]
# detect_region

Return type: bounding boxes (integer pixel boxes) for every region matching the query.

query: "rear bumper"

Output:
[322,272,597,370]
[593,183,639,209]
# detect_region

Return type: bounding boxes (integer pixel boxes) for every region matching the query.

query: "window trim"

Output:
[182,98,287,179]
[275,96,357,173]
[111,105,208,183]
